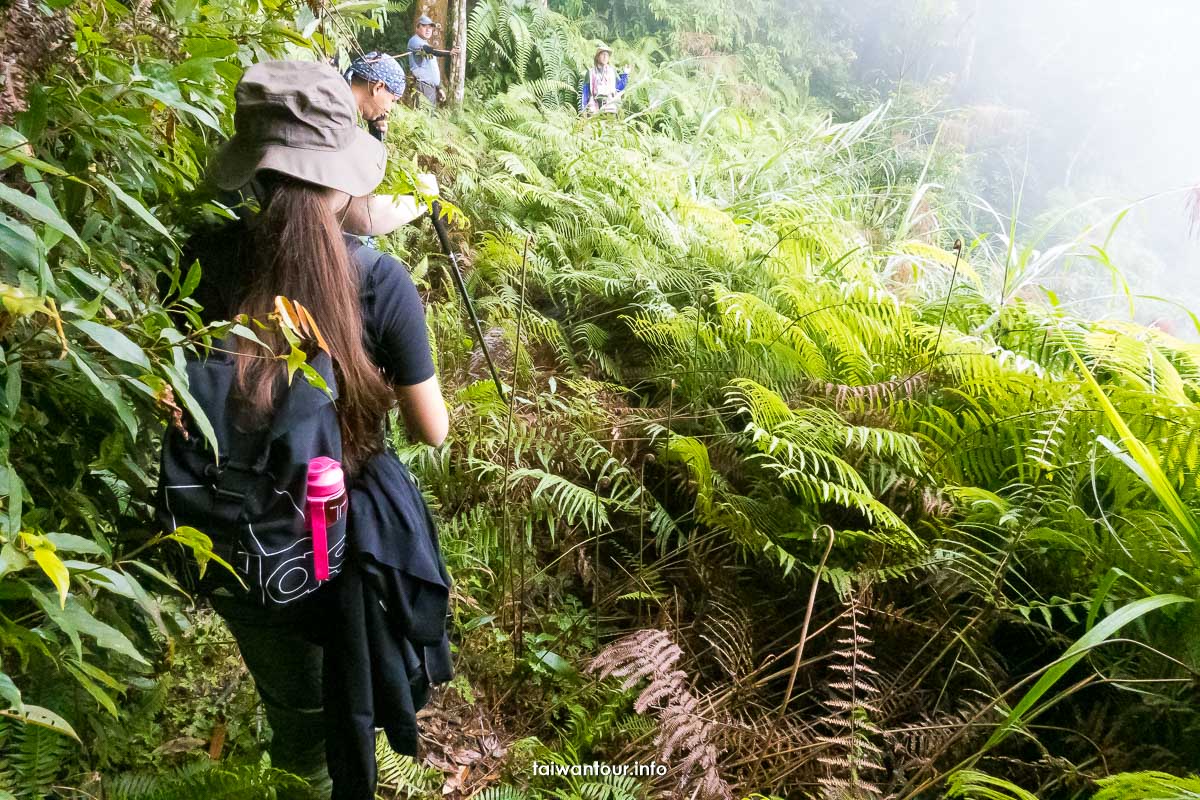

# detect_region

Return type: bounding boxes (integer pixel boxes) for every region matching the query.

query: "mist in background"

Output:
[844,0,1200,328]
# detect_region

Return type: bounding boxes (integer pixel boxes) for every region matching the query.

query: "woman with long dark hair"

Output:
[173,61,449,798]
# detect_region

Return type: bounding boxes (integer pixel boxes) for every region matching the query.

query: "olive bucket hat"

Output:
[211,60,386,197]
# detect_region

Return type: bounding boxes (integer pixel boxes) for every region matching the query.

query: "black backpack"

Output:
[155,244,385,606]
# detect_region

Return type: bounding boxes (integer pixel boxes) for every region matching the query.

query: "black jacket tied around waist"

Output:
[323,450,453,799]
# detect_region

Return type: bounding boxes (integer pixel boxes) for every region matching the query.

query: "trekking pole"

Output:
[429,200,507,402]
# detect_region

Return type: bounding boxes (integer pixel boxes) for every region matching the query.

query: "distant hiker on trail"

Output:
[580,43,630,115]
[344,51,406,141]
[165,60,452,800]
[407,14,459,108]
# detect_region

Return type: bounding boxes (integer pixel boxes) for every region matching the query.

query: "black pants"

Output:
[210,589,333,800]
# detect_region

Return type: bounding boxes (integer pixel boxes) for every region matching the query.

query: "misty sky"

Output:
[958,1,1200,319]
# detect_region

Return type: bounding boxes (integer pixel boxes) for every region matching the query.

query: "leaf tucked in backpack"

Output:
[274,295,329,352]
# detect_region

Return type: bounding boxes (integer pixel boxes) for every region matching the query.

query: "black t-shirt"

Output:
[344,237,436,386]
[179,220,435,386]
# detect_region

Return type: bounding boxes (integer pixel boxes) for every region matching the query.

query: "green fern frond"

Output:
[1092,771,1200,800]
[375,732,443,798]
[104,761,305,800]
[0,716,76,799]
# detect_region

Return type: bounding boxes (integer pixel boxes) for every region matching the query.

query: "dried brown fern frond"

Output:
[692,564,756,684]
[721,710,818,790]
[878,476,953,522]
[115,3,179,53]
[588,629,734,800]
[697,597,755,681]
[816,590,887,800]
[469,326,513,384]
[888,691,993,782]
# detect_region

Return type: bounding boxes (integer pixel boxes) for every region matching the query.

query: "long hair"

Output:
[233,174,393,472]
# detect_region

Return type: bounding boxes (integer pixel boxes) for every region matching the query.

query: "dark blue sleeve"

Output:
[617,70,628,92]
[364,253,436,386]
[580,72,590,111]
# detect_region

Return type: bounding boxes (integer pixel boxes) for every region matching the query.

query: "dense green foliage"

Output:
[2,1,1200,799]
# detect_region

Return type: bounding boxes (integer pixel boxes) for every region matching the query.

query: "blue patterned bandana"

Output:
[346,52,406,98]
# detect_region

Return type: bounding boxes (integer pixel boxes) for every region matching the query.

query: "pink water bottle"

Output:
[305,457,347,581]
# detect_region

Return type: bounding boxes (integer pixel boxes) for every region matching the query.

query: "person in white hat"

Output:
[580,42,630,114]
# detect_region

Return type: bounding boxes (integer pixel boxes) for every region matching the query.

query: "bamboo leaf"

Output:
[1061,332,1200,565]
[230,323,268,349]
[167,526,245,587]
[0,671,21,710]
[71,320,151,370]
[0,213,41,273]
[31,545,70,609]
[95,174,174,242]
[43,532,104,555]
[0,182,85,250]
[87,566,166,634]
[297,361,332,398]
[161,362,218,458]
[129,86,221,131]
[179,258,202,298]
[284,344,306,384]
[60,599,151,666]
[63,662,119,717]
[4,354,20,419]
[0,126,66,175]
[3,465,23,535]
[69,351,138,438]
[0,704,80,742]
[0,542,29,578]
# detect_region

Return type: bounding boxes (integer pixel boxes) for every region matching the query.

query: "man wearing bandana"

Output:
[344,51,407,140]
[342,52,438,240]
